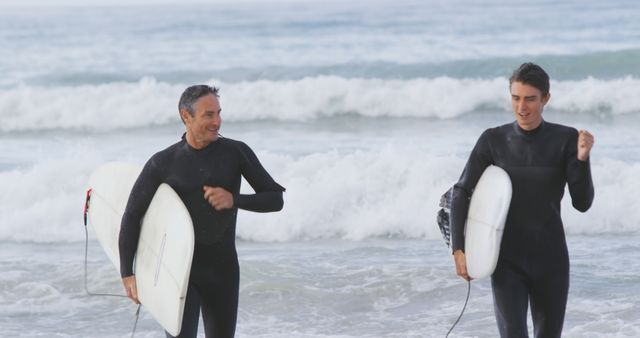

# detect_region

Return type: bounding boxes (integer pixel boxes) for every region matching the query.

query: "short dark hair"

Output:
[509,62,550,96]
[178,85,219,120]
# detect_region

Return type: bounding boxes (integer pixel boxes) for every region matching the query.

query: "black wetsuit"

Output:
[119,135,285,338]
[450,120,594,338]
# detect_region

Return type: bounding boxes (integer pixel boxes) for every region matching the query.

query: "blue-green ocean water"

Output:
[1,0,639,336]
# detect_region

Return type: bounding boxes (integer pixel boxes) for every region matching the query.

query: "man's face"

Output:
[182,94,222,147]
[510,81,549,131]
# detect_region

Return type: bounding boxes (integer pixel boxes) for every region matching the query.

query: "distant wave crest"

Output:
[1,76,639,132]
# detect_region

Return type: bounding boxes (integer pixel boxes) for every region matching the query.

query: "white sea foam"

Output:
[1,142,636,243]
[552,76,640,117]
[562,158,640,235]
[1,76,640,132]
[0,79,181,132]
[238,150,640,242]
[2,238,638,337]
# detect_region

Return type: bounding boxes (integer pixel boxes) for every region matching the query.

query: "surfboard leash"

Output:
[446,280,471,338]
[131,304,141,338]
[83,188,127,298]
[83,188,142,338]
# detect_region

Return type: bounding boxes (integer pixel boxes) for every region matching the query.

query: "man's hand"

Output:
[453,250,472,281]
[577,130,594,161]
[122,275,140,304]
[203,186,234,210]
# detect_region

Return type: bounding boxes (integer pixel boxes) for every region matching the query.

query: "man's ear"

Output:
[542,92,551,105]
[180,109,191,124]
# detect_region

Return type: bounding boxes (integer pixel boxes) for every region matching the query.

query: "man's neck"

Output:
[185,132,210,149]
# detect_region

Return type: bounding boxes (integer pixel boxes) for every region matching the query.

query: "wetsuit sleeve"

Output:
[118,158,163,277]
[565,130,594,212]
[235,142,285,212]
[450,130,493,253]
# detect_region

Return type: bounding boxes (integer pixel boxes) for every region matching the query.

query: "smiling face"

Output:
[510,81,550,131]
[181,93,222,149]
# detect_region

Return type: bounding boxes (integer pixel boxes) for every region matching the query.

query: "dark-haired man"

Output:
[119,85,285,338]
[450,63,594,337]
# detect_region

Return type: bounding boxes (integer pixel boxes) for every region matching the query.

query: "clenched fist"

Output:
[203,186,234,210]
[577,130,594,161]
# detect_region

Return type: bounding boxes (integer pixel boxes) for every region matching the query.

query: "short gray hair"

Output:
[178,85,220,121]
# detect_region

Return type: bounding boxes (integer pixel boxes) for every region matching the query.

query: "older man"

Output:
[119,85,285,338]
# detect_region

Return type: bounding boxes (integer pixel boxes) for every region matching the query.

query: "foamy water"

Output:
[2,237,639,338]
[1,0,640,337]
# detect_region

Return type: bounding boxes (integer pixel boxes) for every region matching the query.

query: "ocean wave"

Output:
[16,48,640,87]
[0,146,637,243]
[2,76,640,132]
[238,152,640,241]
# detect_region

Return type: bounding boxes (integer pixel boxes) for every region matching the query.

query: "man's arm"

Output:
[450,130,493,253]
[202,142,284,212]
[203,186,283,212]
[450,130,493,281]
[118,158,162,303]
[235,141,285,212]
[566,129,594,212]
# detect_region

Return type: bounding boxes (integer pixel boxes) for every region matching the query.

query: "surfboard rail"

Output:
[87,162,194,336]
[464,165,512,280]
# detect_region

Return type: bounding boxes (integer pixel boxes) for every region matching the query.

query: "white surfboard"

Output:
[465,165,512,280]
[87,162,194,337]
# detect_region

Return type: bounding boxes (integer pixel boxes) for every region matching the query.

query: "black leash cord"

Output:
[131,304,141,338]
[446,280,471,338]
[84,217,141,337]
[83,222,127,298]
